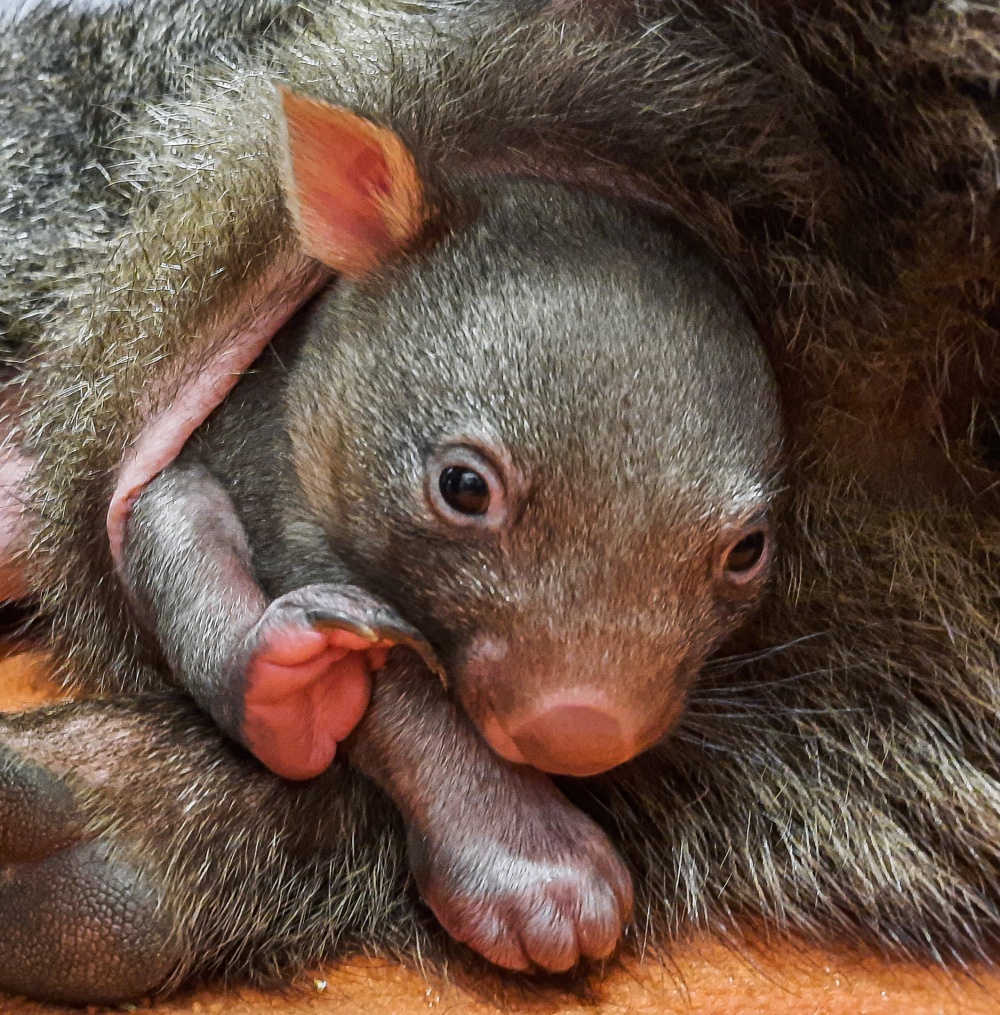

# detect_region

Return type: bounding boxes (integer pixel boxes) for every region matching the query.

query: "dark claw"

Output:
[268,583,445,683]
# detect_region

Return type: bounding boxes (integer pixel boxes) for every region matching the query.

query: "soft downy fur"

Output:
[5,0,1000,982]
[0,0,320,359]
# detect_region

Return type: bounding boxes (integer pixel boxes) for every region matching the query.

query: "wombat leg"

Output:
[124,457,437,780]
[349,654,634,973]
[0,719,178,1004]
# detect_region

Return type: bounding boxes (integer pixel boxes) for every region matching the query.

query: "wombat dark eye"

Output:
[427,440,512,530]
[724,530,767,574]
[439,466,490,515]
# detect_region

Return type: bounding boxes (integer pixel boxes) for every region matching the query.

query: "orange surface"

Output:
[1,652,999,1015]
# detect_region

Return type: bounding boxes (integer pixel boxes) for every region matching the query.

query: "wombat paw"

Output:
[0,744,177,1004]
[237,582,436,780]
[408,801,633,972]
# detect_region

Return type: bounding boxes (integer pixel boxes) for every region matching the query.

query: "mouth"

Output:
[479,713,531,766]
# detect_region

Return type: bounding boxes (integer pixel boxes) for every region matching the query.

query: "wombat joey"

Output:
[118,89,783,972]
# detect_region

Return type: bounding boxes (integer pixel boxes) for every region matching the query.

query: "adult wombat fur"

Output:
[1,0,1000,1004]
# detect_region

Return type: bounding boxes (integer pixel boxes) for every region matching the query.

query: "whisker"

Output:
[702,631,828,672]
[693,661,869,697]
[671,725,808,749]
[681,704,864,722]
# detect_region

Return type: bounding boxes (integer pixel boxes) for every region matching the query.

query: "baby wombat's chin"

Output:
[474,691,684,778]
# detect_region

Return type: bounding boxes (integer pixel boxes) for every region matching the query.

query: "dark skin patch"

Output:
[0,732,178,1004]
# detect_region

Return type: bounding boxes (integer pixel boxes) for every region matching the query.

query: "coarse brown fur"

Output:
[5,0,1000,992]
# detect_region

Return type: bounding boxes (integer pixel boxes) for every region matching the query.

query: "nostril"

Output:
[508,704,636,777]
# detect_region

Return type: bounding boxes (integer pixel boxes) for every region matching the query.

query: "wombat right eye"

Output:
[425,443,510,529]
[439,467,490,515]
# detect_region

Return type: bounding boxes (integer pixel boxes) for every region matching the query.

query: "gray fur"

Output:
[0,0,314,356]
[2,0,1000,1001]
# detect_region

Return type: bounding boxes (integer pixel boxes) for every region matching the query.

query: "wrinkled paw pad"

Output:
[243,624,388,781]
[0,838,176,1004]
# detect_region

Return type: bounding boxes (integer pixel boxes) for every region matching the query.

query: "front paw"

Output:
[408,793,633,972]
[235,583,440,780]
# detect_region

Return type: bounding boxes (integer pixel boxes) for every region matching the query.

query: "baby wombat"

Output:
[118,91,782,973]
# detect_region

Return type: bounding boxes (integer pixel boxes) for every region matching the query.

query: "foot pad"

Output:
[238,584,439,781]
[243,623,379,780]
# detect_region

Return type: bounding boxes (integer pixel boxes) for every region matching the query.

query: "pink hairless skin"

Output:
[103,249,399,779]
[107,250,331,569]
[0,256,329,608]
[0,371,37,602]
[0,446,32,602]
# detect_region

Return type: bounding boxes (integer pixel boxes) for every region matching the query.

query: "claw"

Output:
[303,589,445,684]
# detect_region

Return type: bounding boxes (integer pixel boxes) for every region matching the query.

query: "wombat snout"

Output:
[504,697,636,776]
[475,684,644,777]
[460,632,688,776]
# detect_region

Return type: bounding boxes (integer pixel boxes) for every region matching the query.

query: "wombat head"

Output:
[283,92,783,776]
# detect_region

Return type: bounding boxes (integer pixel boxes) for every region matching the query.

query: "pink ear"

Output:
[278,86,426,277]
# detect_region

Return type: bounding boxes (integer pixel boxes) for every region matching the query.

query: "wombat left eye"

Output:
[439,467,490,514]
[723,529,768,577]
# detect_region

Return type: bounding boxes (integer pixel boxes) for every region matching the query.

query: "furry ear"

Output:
[278,86,426,277]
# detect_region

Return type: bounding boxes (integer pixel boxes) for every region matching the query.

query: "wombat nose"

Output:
[508,703,636,777]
